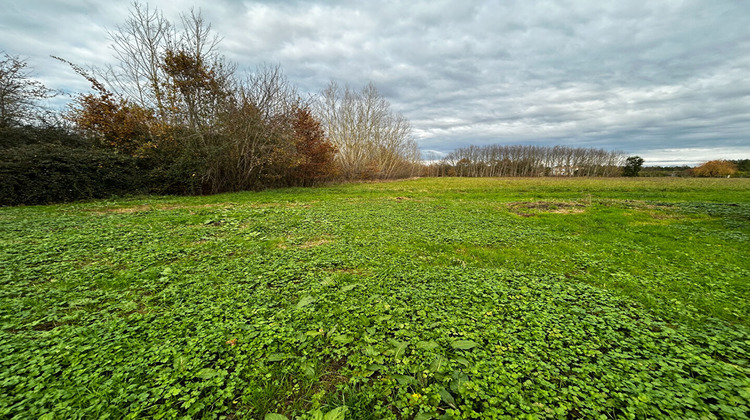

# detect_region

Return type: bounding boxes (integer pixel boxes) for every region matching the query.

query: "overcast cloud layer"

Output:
[3,0,749,165]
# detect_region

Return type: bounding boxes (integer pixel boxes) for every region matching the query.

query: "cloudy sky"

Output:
[3,0,749,165]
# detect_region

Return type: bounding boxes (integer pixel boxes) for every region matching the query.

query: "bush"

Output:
[691,160,738,177]
[0,127,144,205]
[0,125,91,149]
[141,150,205,196]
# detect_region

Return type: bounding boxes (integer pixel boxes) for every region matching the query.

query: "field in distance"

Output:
[2,177,749,419]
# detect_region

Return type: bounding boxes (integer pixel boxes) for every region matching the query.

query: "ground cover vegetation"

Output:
[2,177,749,419]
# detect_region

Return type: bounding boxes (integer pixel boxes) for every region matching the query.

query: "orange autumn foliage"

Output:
[291,106,338,186]
[57,56,158,156]
[71,92,157,156]
[692,160,738,177]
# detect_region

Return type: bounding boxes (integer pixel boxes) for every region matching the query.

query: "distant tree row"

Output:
[639,160,748,178]
[423,148,749,178]
[424,144,625,177]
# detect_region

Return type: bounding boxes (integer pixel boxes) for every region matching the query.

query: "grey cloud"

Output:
[1,0,748,165]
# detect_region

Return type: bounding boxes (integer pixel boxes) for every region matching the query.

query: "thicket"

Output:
[639,165,692,177]
[56,4,343,196]
[732,159,750,177]
[1,3,421,206]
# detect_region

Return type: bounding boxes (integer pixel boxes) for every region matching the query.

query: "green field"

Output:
[2,177,750,419]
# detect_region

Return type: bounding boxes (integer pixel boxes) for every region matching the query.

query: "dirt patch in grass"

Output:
[89,203,225,215]
[392,196,414,202]
[317,357,349,391]
[323,267,366,276]
[508,201,587,216]
[300,238,332,248]
[31,320,71,331]
[97,204,154,214]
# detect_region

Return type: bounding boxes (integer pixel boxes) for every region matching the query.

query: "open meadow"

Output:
[2,177,750,419]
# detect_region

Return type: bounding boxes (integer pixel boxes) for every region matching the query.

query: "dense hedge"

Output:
[0,125,339,206]
[0,127,145,206]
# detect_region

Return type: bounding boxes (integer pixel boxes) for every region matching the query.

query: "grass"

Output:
[1,177,749,419]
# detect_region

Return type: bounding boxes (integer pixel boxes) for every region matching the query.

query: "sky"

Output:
[2,0,749,166]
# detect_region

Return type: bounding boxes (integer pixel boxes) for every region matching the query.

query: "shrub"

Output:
[0,127,144,205]
[692,160,738,177]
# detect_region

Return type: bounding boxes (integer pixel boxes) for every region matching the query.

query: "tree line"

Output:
[423,144,625,177]
[1,3,419,205]
[639,160,748,178]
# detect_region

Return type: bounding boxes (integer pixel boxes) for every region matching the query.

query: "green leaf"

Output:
[296,295,316,309]
[323,406,348,420]
[333,334,354,345]
[367,364,385,372]
[38,414,55,420]
[341,283,360,292]
[173,355,188,372]
[301,361,316,378]
[389,339,408,359]
[450,372,470,393]
[364,345,380,357]
[454,356,470,366]
[393,374,416,385]
[196,368,219,380]
[451,340,479,350]
[416,340,439,350]
[268,353,290,362]
[430,355,446,372]
[437,386,457,408]
[264,414,289,420]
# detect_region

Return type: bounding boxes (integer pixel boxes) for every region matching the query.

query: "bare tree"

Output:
[0,53,57,128]
[103,2,173,117]
[99,1,233,131]
[214,65,301,190]
[317,81,419,179]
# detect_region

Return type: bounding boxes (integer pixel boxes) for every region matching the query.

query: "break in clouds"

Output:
[2,0,749,165]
